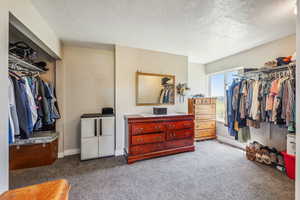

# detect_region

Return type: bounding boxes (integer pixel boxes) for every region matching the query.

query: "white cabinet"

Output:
[81,137,99,160]
[81,118,98,138]
[81,115,115,160]
[99,136,114,157]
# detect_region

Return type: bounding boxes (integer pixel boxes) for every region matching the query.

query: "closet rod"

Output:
[9,54,46,73]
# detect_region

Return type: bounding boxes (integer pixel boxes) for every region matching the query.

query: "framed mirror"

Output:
[136,72,175,106]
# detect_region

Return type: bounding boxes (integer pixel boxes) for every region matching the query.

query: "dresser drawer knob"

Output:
[136,128,144,133]
[168,124,175,129]
[137,138,144,143]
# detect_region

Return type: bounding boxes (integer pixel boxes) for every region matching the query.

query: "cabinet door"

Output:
[81,137,99,160]
[81,118,98,138]
[99,135,114,157]
[100,117,114,136]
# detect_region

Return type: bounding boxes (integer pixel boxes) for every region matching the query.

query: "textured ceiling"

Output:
[31,0,296,63]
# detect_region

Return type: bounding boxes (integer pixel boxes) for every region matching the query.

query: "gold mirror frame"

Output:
[136,72,176,106]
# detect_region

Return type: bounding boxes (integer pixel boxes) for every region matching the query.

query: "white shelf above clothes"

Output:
[235,61,296,79]
[9,54,46,73]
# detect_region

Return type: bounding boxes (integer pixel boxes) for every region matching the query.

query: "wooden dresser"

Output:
[188,98,217,141]
[124,114,195,164]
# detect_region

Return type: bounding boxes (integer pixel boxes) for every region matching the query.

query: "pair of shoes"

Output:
[246,146,256,161]
[261,147,272,165]
[246,141,262,161]
[246,141,277,166]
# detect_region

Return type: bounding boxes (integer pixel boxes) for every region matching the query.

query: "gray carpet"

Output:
[10,141,294,200]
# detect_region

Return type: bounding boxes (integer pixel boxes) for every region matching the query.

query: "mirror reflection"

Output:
[136,72,175,106]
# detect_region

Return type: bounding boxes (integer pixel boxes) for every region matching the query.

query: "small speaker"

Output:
[153,107,167,115]
[102,107,114,115]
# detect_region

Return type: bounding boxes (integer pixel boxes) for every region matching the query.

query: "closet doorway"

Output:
[8,13,61,173]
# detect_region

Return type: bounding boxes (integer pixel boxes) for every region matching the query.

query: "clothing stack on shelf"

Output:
[226,63,295,142]
[8,60,60,144]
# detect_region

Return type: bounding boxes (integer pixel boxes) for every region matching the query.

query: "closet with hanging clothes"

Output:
[8,16,61,170]
[225,62,296,174]
[226,62,296,141]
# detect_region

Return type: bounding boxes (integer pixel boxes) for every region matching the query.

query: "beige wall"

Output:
[188,63,209,97]
[57,44,115,154]
[115,45,188,154]
[206,34,296,74]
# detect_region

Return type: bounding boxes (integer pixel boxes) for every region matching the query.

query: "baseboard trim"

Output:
[58,148,80,158]
[58,152,64,158]
[64,148,80,156]
[217,135,246,150]
[115,149,124,156]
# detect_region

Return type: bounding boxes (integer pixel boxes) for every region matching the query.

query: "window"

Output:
[210,70,238,122]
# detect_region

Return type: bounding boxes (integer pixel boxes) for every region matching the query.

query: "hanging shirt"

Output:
[8,77,20,136]
[239,80,247,119]
[8,117,14,144]
[246,80,254,116]
[23,77,38,128]
[271,78,286,123]
[249,80,261,121]
[266,79,280,111]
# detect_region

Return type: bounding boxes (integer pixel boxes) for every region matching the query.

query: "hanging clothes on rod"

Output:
[159,84,174,104]
[226,63,296,142]
[8,61,60,143]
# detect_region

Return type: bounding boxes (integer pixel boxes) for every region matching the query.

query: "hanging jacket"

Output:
[227,80,238,137]
[44,82,60,123]
[11,76,31,139]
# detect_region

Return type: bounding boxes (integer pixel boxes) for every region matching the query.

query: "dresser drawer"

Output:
[132,123,165,135]
[130,143,165,155]
[195,114,216,120]
[195,129,216,138]
[165,138,194,149]
[195,120,216,130]
[167,129,194,141]
[132,133,165,145]
[195,104,215,115]
[166,120,193,130]
[194,98,216,105]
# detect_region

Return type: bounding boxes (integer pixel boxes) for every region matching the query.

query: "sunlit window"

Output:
[210,71,238,122]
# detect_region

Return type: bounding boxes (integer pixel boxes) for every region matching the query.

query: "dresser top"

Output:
[124,113,193,119]
[81,113,115,118]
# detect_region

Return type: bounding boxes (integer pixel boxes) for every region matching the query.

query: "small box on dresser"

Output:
[124,114,195,164]
[188,98,217,141]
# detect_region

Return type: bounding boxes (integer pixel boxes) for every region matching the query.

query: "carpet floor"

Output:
[10,141,294,200]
